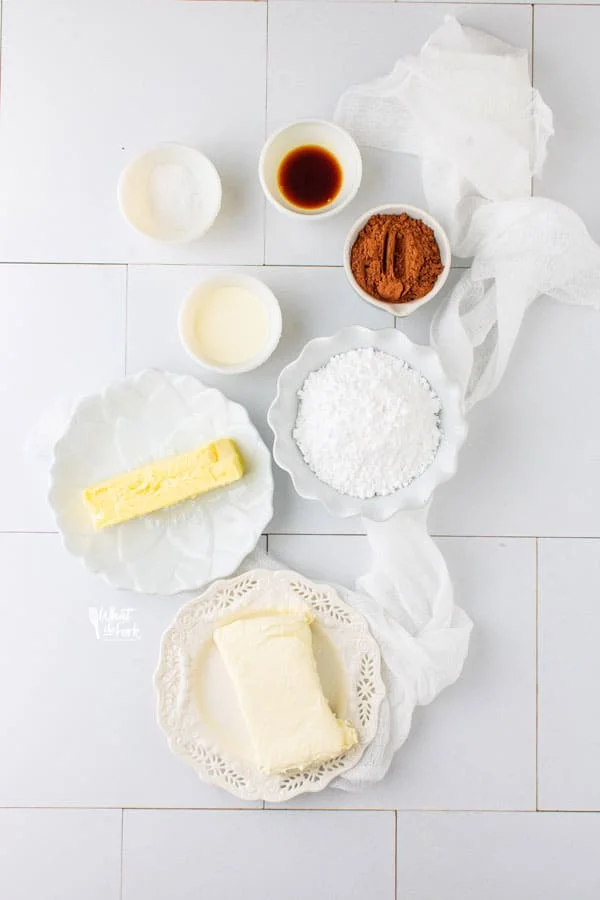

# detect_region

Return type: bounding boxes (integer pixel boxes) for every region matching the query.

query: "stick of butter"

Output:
[83,438,244,530]
[214,611,357,774]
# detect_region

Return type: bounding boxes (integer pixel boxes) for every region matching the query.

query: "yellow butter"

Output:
[83,438,244,530]
[214,611,357,774]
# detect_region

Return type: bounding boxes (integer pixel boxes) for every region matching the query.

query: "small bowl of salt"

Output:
[268,326,467,520]
[118,143,222,243]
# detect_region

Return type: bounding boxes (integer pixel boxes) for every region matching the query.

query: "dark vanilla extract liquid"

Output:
[277,145,343,210]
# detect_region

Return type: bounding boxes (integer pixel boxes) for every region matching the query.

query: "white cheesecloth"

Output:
[335,16,600,410]
[326,16,600,787]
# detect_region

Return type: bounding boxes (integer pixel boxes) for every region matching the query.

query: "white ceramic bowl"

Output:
[118,143,222,242]
[268,326,467,520]
[259,120,362,219]
[343,204,452,317]
[178,273,283,375]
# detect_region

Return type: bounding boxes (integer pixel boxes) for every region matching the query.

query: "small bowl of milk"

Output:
[179,274,282,374]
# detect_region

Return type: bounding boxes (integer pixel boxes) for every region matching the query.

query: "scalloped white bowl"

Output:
[267,327,467,520]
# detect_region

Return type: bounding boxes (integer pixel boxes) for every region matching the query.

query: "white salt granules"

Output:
[293,348,442,499]
[149,163,200,233]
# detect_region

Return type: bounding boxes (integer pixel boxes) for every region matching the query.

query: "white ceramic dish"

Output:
[49,370,273,594]
[178,273,283,375]
[155,568,385,802]
[118,143,222,242]
[259,119,362,219]
[343,204,452,316]
[268,326,467,520]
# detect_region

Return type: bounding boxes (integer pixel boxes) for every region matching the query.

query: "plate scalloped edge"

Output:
[154,568,386,802]
[48,369,274,594]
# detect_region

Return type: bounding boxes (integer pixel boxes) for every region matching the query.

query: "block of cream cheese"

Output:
[83,438,243,530]
[213,611,357,774]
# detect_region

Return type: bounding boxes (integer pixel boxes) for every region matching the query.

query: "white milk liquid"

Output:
[191,286,270,366]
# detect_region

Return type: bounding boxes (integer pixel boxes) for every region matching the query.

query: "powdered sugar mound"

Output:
[293,348,441,499]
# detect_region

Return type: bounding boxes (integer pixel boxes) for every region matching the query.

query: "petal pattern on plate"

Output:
[57,420,121,485]
[166,502,212,561]
[114,416,157,469]
[49,371,273,594]
[117,516,165,563]
[161,415,215,457]
[143,376,190,445]
[131,536,183,595]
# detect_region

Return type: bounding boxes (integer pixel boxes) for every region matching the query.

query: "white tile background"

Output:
[2,1,600,899]
[122,809,395,900]
[0,809,122,900]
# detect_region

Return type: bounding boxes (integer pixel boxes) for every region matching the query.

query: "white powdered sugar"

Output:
[293,348,442,499]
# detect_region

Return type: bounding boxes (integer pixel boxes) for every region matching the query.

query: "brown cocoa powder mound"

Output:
[350,213,444,303]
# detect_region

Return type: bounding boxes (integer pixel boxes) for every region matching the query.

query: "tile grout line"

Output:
[392,2,540,6]
[535,537,540,812]
[0,261,131,267]
[531,3,535,87]
[264,533,600,541]
[530,3,535,198]
[0,261,473,270]
[123,265,129,376]
[0,531,59,536]
[0,0,4,108]
[394,810,398,900]
[1,805,599,813]
[119,808,124,900]
[4,531,600,540]
[262,0,270,266]
[258,807,585,814]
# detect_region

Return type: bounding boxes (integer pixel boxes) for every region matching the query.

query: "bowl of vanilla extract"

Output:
[259,119,362,219]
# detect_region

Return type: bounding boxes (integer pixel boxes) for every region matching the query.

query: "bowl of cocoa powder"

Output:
[344,204,451,316]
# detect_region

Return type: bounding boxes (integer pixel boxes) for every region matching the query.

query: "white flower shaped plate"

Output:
[49,370,273,594]
[154,568,386,802]
[268,326,467,520]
